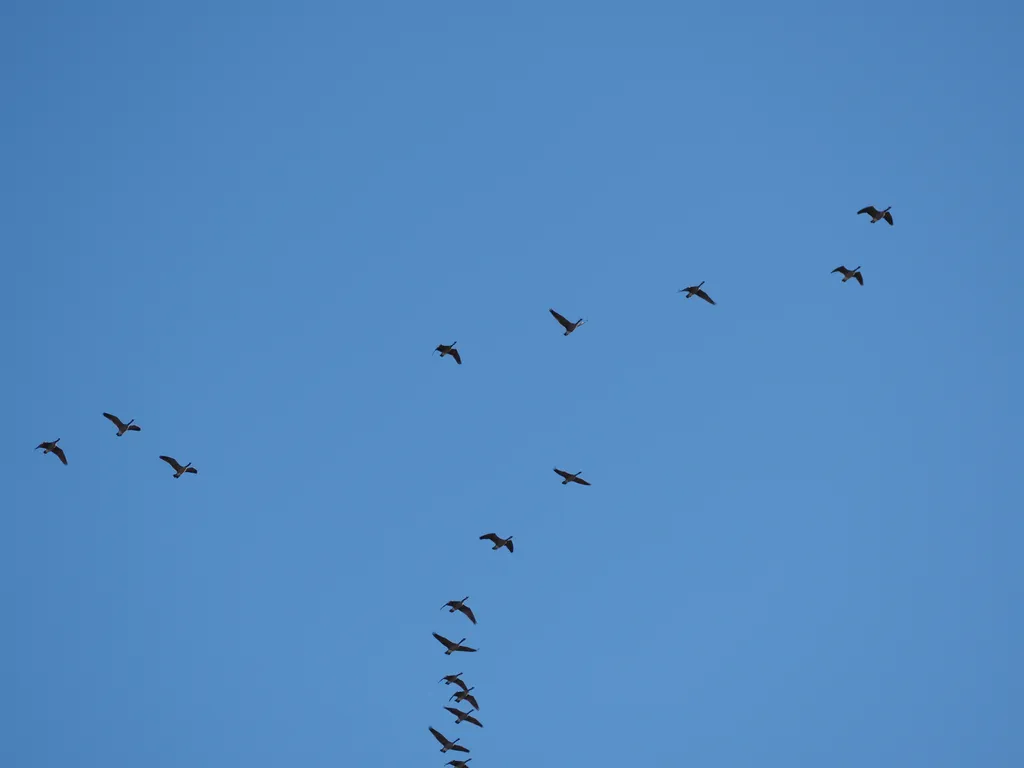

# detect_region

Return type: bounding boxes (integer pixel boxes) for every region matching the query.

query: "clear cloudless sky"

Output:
[3,2,1023,767]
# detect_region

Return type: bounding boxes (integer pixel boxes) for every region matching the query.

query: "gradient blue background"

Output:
[3,3,1022,767]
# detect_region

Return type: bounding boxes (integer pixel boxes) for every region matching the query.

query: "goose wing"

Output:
[453,642,477,653]
[479,533,500,545]
[553,468,572,480]
[159,455,184,472]
[449,348,462,365]
[444,706,463,719]
[695,289,716,305]
[463,693,480,711]
[572,475,591,486]
[854,272,864,285]
[127,424,141,432]
[450,676,469,691]
[52,444,68,465]
[831,266,849,275]
[185,466,198,474]
[449,743,470,753]
[429,727,449,746]
[506,539,513,552]
[458,604,477,624]
[883,211,893,225]
[463,713,483,728]
[858,206,879,216]
[102,412,126,430]
[433,632,455,650]
[549,308,572,331]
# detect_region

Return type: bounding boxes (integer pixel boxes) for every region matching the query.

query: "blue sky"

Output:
[3,3,1023,766]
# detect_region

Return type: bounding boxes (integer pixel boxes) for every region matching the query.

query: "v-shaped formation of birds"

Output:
[36,205,891,766]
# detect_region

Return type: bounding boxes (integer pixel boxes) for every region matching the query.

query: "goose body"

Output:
[857,205,893,225]
[442,597,477,625]
[444,706,483,728]
[429,726,470,754]
[479,533,513,553]
[103,412,141,436]
[831,265,864,285]
[36,438,67,465]
[679,281,715,305]
[433,632,478,655]
[554,467,591,486]
[159,455,198,478]
[435,342,462,365]
[549,308,586,336]
[439,673,469,691]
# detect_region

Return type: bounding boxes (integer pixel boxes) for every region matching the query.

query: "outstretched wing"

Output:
[52,445,68,465]
[464,693,480,711]
[159,455,184,472]
[444,706,463,718]
[553,468,571,480]
[506,539,513,553]
[450,743,470,753]
[549,308,572,331]
[883,211,893,225]
[858,206,879,216]
[454,643,477,653]
[572,476,592,486]
[102,412,126,430]
[854,272,864,285]
[463,713,484,728]
[429,726,448,745]
[451,677,469,691]
[450,348,462,365]
[831,266,847,274]
[433,632,454,649]
[185,466,198,474]
[480,533,499,544]
[127,424,141,432]
[696,289,716,305]
[459,605,477,624]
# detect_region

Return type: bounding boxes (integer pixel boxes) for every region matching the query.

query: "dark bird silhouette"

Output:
[159,455,198,478]
[554,467,591,486]
[435,342,462,365]
[36,438,67,465]
[549,308,585,336]
[433,632,478,655]
[102,412,141,436]
[449,687,480,711]
[444,706,483,728]
[857,205,893,225]
[442,597,477,625]
[445,760,472,768]
[679,281,715,305]
[428,726,470,754]
[439,673,469,691]
[831,265,864,286]
[479,533,513,553]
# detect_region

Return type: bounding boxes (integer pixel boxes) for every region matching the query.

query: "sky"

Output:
[3,3,1023,767]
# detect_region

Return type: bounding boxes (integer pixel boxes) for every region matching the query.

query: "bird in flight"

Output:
[435,342,462,365]
[439,673,468,691]
[428,726,470,754]
[102,412,141,436]
[159,455,198,478]
[549,308,586,336]
[554,467,591,486]
[444,706,483,728]
[857,205,893,225]
[679,281,715,305]
[449,686,480,711]
[479,533,513,553]
[36,438,67,465]
[442,597,477,625]
[831,265,864,285]
[433,633,478,655]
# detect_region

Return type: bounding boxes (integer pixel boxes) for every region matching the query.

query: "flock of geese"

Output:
[34,204,892,765]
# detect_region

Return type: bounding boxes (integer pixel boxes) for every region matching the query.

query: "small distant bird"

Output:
[549,308,586,336]
[442,597,477,625]
[433,632,478,655]
[159,455,198,478]
[428,726,469,754]
[435,342,462,365]
[36,438,67,465]
[439,673,469,691]
[679,281,715,305]
[445,760,473,768]
[831,265,864,286]
[102,412,141,436]
[444,706,483,728]
[449,687,480,711]
[554,467,591,486]
[858,205,893,225]
[479,533,513,553]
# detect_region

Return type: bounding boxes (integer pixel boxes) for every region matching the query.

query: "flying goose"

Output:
[479,533,513,553]
[679,281,715,305]
[435,342,462,365]
[428,726,469,754]
[433,632,478,655]
[445,760,472,768]
[831,265,864,285]
[442,597,477,625]
[449,687,480,711]
[102,412,141,436]
[857,205,893,225]
[554,467,591,486]
[549,308,586,336]
[159,455,198,478]
[439,673,469,691]
[36,438,67,465]
[444,706,483,728]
